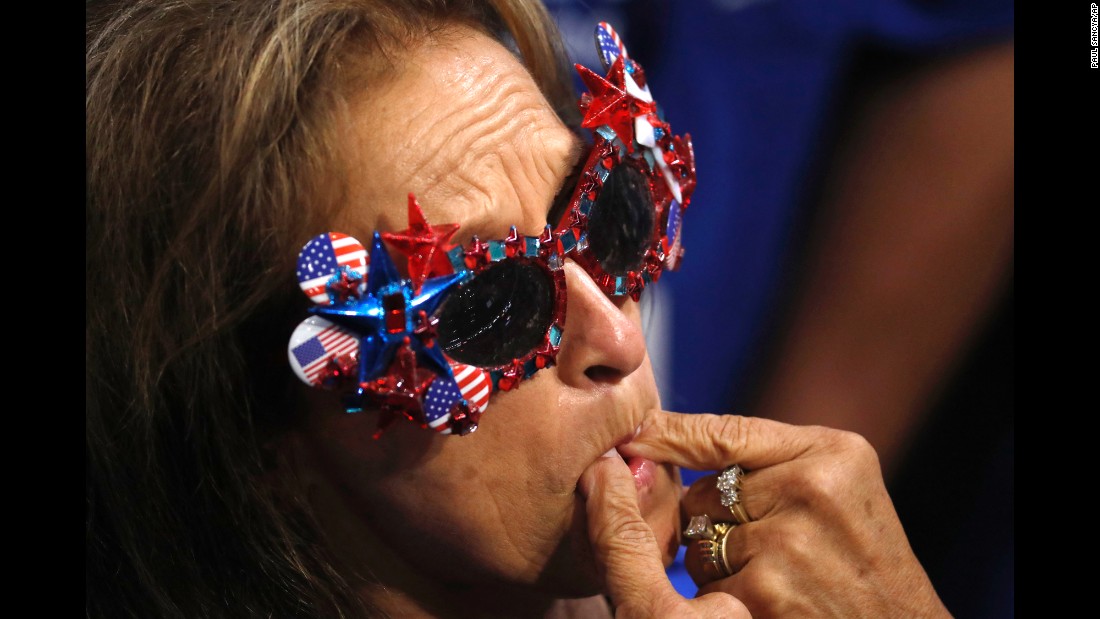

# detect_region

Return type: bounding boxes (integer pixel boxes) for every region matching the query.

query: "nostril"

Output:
[584,365,623,383]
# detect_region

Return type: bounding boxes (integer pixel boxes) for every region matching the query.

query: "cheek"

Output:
[308,384,593,588]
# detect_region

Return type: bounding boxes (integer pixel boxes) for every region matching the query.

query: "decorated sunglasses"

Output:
[287,23,696,437]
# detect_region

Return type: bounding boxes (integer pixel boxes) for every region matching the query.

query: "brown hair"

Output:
[86,1,576,616]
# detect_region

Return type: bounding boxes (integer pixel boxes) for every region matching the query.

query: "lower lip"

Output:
[625,456,657,493]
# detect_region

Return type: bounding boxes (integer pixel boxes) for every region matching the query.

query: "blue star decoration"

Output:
[310,232,468,401]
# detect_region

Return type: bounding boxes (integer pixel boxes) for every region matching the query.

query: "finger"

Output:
[620,410,821,471]
[579,452,754,619]
[577,449,679,607]
[680,473,722,526]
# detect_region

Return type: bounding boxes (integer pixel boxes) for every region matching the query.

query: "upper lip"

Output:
[603,415,648,460]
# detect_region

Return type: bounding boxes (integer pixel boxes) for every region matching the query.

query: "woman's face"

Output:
[293,24,681,602]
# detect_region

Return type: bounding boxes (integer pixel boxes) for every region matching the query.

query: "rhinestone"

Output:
[683,514,717,540]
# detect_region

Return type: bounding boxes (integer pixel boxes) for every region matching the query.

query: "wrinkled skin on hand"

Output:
[581,410,952,619]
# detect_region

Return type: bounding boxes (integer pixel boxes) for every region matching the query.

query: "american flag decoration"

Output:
[665,199,684,270]
[593,23,679,203]
[287,316,360,387]
[289,230,495,438]
[565,22,696,299]
[423,361,492,434]
[296,232,369,304]
[595,21,626,72]
[595,22,651,101]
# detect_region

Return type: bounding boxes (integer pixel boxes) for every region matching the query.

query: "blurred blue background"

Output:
[544,1,1013,616]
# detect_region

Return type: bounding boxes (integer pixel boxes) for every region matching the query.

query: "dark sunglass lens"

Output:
[587,163,655,275]
[436,261,555,367]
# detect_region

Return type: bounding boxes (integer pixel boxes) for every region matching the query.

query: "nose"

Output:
[553,261,648,386]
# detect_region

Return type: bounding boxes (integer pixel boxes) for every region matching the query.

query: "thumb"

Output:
[578,449,684,614]
[579,449,754,619]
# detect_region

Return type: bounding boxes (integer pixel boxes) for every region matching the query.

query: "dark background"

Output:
[545,1,1014,616]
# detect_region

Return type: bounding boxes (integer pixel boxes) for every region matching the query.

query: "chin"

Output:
[526,493,605,598]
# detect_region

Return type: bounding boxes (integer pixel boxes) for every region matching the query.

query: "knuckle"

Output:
[770,521,816,565]
[827,429,882,473]
[734,564,788,607]
[695,590,746,617]
[618,598,681,619]
[832,427,870,451]
[788,462,845,506]
[712,414,751,461]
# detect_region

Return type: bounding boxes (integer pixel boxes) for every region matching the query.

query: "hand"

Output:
[619,411,951,619]
[579,449,751,619]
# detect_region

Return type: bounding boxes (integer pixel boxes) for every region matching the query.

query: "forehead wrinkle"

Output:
[341,27,579,242]
[414,71,571,237]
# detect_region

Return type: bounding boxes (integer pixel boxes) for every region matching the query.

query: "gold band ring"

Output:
[683,514,736,581]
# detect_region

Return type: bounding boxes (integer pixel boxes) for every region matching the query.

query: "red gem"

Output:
[497,359,526,392]
[575,59,652,151]
[320,352,359,388]
[449,401,482,436]
[363,338,436,433]
[413,310,438,347]
[537,225,557,259]
[627,272,645,302]
[381,194,461,292]
[382,292,407,333]
[569,208,586,229]
[672,134,697,205]
[464,236,489,270]
[533,339,560,369]
[663,148,682,167]
[628,60,648,89]
[503,226,525,258]
[644,250,664,276]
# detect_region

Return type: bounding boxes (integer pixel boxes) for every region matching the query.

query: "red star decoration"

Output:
[538,225,557,259]
[319,352,359,388]
[327,268,363,304]
[644,249,664,278]
[381,193,460,292]
[627,58,649,90]
[575,57,656,152]
[533,339,560,370]
[464,235,490,270]
[504,226,525,258]
[626,272,645,302]
[363,338,437,437]
[413,310,438,348]
[496,358,526,392]
[448,401,482,436]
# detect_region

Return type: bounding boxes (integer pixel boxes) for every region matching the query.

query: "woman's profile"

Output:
[87,1,952,617]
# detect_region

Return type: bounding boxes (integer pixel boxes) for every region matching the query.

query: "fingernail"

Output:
[601,447,623,459]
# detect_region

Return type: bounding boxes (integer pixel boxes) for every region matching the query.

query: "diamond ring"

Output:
[717,464,753,524]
